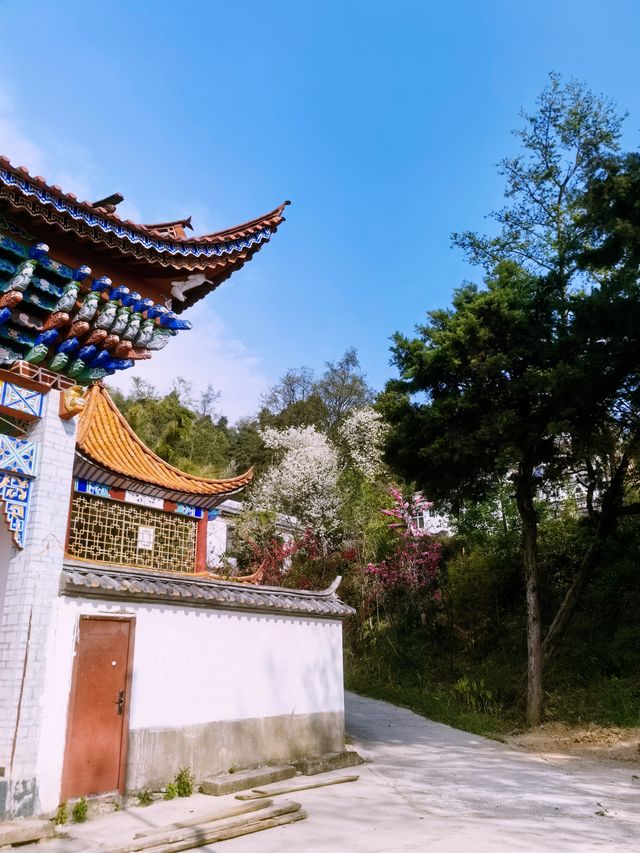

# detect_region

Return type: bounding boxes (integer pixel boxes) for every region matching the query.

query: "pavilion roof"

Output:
[0,156,288,309]
[76,383,252,502]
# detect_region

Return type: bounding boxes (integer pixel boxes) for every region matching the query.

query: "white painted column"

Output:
[0,389,76,818]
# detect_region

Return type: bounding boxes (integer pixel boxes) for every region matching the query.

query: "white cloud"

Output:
[0,87,271,422]
[107,301,270,422]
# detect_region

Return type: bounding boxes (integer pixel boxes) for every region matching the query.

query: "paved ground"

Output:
[22,691,640,851]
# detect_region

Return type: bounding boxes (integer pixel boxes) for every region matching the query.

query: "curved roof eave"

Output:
[76,383,253,500]
[0,156,288,267]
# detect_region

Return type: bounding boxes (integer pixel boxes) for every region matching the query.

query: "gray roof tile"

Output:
[60,563,355,619]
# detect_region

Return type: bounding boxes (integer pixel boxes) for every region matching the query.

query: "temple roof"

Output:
[76,383,251,504]
[0,156,289,310]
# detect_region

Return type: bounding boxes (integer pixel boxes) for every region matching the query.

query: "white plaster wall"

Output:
[37,595,345,811]
[128,605,344,727]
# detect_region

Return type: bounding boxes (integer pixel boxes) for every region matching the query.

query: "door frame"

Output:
[61,614,136,800]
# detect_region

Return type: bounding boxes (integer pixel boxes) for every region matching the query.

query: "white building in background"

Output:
[412,504,454,536]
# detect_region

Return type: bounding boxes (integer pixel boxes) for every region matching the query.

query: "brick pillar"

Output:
[0,389,77,818]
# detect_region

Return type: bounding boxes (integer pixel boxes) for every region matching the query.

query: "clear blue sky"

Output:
[1,0,639,418]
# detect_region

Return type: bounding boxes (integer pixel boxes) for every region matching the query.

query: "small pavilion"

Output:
[70,383,252,574]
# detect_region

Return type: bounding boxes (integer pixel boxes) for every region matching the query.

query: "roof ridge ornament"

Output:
[91,192,124,214]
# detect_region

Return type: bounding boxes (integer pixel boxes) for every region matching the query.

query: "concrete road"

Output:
[24,691,640,852]
[222,691,640,852]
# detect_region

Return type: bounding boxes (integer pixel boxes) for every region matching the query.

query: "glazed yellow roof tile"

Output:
[76,383,252,496]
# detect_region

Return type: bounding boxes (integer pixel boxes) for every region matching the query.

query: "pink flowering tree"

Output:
[360,488,443,632]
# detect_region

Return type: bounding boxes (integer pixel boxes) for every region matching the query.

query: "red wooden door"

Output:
[62,617,134,799]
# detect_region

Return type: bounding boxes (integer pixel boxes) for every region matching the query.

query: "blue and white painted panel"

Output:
[0,379,45,419]
[74,478,110,498]
[0,434,38,548]
[175,503,203,519]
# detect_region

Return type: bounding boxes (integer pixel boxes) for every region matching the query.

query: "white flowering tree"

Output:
[249,407,390,559]
[252,425,342,547]
[338,406,388,480]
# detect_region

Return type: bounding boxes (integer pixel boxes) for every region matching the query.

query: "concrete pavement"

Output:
[223,691,639,852]
[19,691,640,851]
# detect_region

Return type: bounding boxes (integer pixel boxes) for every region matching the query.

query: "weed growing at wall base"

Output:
[52,802,68,825]
[175,767,194,797]
[137,790,153,807]
[71,797,87,823]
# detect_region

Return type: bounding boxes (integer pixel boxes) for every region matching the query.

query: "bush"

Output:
[163,783,177,800]
[445,547,496,651]
[452,676,496,714]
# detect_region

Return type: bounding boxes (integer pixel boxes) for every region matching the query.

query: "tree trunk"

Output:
[515,470,543,726]
[541,535,601,666]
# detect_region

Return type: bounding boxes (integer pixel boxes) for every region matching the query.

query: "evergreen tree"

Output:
[381,76,638,724]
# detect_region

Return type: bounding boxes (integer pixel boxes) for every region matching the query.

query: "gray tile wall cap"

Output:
[60,562,355,619]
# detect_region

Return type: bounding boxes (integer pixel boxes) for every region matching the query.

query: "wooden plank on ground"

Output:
[142,810,307,853]
[100,801,302,853]
[134,798,273,838]
[235,774,360,801]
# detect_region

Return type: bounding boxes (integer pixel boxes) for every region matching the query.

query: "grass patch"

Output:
[174,767,194,798]
[347,662,639,736]
[163,783,177,800]
[52,802,68,825]
[137,789,153,807]
[544,676,640,727]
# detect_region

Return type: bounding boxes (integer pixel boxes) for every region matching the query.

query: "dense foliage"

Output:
[110,377,237,478]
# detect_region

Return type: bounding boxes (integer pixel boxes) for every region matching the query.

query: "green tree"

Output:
[110,378,234,477]
[382,76,638,725]
[453,72,623,287]
[229,417,269,475]
[382,262,566,723]
[317,348,374,433]
[259,366,329,430]
[257,350,373,434]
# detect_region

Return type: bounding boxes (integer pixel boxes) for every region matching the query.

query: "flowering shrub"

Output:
[235,527,349,590]
[244,528,319,587]
[365,488,441,593]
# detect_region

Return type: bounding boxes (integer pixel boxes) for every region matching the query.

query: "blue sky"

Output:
[1,0,639,419]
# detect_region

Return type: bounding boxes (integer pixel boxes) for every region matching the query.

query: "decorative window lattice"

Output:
[67,494,197,573]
